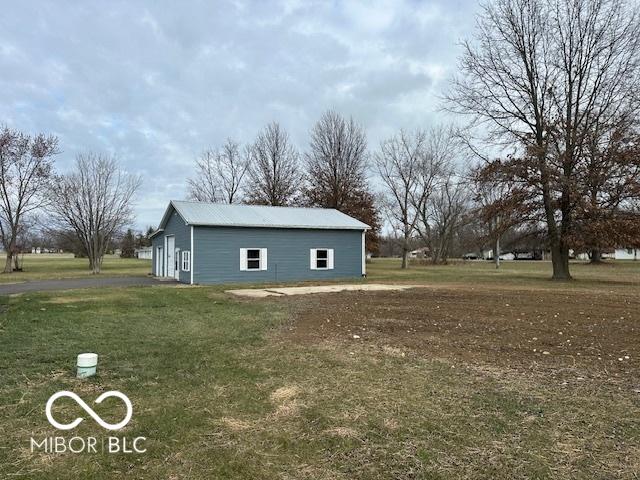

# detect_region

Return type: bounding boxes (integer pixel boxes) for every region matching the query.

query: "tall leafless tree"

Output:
[420,175,470,264]
[49,153,141,274]
[447,0,640,279]
[412,127,461,264]
[246,122,300,206]
[187,150,217,203]
[0,127,59,273]
[376,130,431,268]
[304,110,380,253]
[305,110,368,208]
[469,166,528,268]
[187,138,249,204]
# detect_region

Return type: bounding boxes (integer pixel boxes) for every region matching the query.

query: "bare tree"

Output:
[469,166,528,268]
[246,122,300,206]
[0,127,59,273]
[187,138,249,204]
[412,127,461,264]
[447,0,640,280]
[304,110,380,253]
[305,110,368,208]
[376,130,430,268]
[49,153,141,274]
[415,171,470,264]
[187,150,218,203]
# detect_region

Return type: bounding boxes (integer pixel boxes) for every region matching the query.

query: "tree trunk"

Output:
[401,248,408,269]
[551,243,571,280]
[494,236,501,270]
[88,255,102,274]
[430,246,441,265]
[92,257,102,274]
[3,253,13,274]
[590,249,602,263]
[400,227,410,269]
[3,238,16,273]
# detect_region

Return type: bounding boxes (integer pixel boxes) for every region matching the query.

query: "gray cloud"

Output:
[0,0,480,228]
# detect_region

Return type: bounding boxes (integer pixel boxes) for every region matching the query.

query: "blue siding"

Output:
[151,206,191,283]
[193,226,363,284]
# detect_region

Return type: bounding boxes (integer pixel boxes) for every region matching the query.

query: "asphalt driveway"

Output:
[0,276,173,295]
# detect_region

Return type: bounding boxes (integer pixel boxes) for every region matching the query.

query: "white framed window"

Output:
[310,248,334,270]
[181,250,191,272]
[240,248,267,271]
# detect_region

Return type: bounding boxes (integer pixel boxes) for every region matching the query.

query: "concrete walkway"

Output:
[0,276,173,295]
[226,283,418,298]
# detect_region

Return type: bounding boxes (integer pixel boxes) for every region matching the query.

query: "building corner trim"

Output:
[190,225,194,285]
[361,230,366,276]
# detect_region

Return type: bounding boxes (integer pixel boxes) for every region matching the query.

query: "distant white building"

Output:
[574,249,636,261]
[30,247,63,254]
[409,247,430,258]
[463,250,515,261]
[135,247,153,260]
[615,248,639,260]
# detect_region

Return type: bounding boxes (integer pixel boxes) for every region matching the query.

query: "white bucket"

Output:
[77,353,98,378]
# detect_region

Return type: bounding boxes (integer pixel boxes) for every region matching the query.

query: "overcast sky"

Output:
[0,0,481,229]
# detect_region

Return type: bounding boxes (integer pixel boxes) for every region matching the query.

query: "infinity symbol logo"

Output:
[45,391,133,431]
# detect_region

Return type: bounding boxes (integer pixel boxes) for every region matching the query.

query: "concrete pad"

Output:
[226,283,418,298]
[226,289,283,298]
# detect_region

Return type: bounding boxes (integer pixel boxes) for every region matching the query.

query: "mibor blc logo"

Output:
[46,391,132,430]
[31,390,146,454]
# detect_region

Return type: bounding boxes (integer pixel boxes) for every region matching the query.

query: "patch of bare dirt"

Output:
[278,287,639,383]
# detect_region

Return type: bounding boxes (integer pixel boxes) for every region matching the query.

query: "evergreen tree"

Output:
[120,229,136,258]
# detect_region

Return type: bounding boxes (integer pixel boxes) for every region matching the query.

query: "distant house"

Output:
[150,201,370,284]
[462,250,490,260]
[135,247,153,260]
[615,248,639,260]
[574,249,628,261]
[463,250,515,261]
[409,247,430,258]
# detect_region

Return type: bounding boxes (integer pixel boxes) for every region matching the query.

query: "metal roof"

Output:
[158,200,370,231]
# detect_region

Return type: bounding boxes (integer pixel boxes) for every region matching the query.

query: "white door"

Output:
[166,236,175,277]
[155,246,163,276]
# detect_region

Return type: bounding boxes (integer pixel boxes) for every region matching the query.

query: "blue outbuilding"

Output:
[150,201,370,284]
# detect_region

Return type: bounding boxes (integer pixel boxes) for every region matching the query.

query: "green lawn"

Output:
[1,259,639,479]
[0,254,151,283]
[369,257,640,291]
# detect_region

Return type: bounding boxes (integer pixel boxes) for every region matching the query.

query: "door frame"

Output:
[155,246,163,276]
[174,248,180,280]
[165,235,175,278]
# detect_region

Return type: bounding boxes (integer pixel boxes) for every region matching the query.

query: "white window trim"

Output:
[310,248,334,270]
[181,250,191,272]
[240,248,267,271]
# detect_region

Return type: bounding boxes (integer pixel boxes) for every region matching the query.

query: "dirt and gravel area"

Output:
[279,285,639,384]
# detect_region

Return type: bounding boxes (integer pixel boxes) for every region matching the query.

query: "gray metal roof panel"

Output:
[165,201,370,230]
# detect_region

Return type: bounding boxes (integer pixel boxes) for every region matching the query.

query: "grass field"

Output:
[1,259,639,479]
[0,254,152,284]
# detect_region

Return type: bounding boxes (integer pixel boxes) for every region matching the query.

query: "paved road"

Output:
[0,276,174,295]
